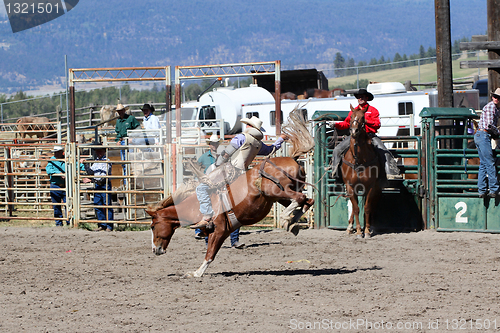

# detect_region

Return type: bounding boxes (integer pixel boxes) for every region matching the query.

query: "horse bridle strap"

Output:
[260,158,318,191]
[259,159,284,191]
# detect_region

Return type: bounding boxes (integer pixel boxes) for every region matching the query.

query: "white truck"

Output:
[170,82,479,139]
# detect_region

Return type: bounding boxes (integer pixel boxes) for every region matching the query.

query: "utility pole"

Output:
[434,0,454,107]
[488,0,500,93]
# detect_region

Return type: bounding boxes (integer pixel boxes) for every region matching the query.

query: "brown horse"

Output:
[146,109,315,277]
[272,92,298,100]
[341,105,382,238]
[304,88,332,99]
[303,88,346,99]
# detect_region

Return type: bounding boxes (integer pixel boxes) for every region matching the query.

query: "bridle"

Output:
[350,113,365,165]
[342,111,377,174]
[349,113,365,139]
[259,158,318,192]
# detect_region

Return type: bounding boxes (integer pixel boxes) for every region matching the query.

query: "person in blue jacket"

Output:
[46,145,86,226]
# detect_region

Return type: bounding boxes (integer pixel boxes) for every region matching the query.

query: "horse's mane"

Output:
[147,178,200,212]
[148,157,209,212]
[282,106,315,158]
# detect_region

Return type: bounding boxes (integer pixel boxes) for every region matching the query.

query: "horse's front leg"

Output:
[279,199,300,229]
[183,216,229,278]
[185,259,213,278]
[279,198,315,236]
[271,185,309,235]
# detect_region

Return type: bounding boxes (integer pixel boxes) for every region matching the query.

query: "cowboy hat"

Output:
[206,133,220,144]
[492,88,500,99]
[90,140,105,150]
[116,103,129,112]
[51,145,64,152]
[140,103,155,112]
[241,116,265,132]
[354,88,374,101]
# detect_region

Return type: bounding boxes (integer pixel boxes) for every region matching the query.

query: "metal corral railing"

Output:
[0,131,312,229]
[419,107,500,232]
[73,142,168,227]
[0,122,62,143]
[0,143,71,223]
[0,141,169,226]
[380,114,416,138]
[272,140,315,229]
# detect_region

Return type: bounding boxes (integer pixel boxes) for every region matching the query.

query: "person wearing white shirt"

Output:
[141,103,161,145]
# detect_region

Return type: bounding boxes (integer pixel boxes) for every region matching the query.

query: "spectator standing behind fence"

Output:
[46,145,86,226]
[80,146,114,231]
[140,103,161,145]
[474,87,500,198]
[114,103,140,181]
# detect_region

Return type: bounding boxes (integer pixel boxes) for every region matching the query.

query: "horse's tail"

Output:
[282,106,315,159]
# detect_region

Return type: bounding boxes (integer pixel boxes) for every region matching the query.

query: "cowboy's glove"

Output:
[327,121,335,127]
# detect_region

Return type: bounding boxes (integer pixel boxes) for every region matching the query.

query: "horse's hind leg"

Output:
[363,185,381,238]
[347,208,355,234]
[349,195,362,237]
[344,185,357,235]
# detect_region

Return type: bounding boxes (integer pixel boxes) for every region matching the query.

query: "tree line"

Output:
[333,36,474,77]
[0,78,252,122]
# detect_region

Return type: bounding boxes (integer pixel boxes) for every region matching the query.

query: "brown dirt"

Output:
[1,226,500,332]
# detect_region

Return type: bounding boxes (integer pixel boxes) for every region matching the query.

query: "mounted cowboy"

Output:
[328,88,402,180]
[191,116,288,231]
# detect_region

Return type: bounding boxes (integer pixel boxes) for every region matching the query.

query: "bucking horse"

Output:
[146,108,315,277]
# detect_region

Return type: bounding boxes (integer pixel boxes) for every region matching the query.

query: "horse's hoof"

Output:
[356,234,363,239]
[182,272,195,278]
[289,223,300,236]
[364,233,372,239]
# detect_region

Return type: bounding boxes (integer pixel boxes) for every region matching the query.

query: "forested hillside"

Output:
[0,0,487,93]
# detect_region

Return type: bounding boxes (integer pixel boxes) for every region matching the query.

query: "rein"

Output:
[259,160,284,191]
[259,158,318,191]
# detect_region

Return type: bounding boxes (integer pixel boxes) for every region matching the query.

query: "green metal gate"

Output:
[420,107,500,232]
[313,111,423,232]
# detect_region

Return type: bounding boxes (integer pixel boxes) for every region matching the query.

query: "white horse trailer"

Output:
[168,82,479,139]
[242,82,479,138]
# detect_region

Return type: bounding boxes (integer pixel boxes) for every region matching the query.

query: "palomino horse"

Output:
[341,105,382,238]
[147,109,315,277]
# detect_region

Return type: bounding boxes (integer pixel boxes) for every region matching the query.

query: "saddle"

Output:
[201,162,241,189]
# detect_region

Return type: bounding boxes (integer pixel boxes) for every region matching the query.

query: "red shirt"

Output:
[334,104,381,134]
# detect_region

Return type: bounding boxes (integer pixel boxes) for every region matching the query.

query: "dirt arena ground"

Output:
[2,226,500,333]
